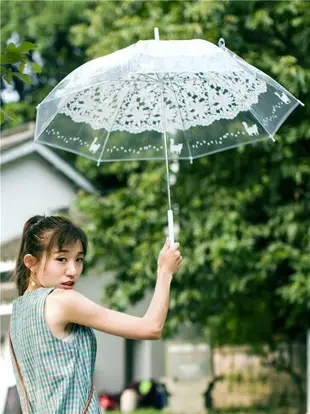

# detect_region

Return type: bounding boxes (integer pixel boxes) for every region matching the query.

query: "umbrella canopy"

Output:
[35,30,304,243]
[35,36,303,164]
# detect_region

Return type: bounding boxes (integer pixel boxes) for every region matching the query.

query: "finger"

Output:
[172,242,180,250]
[163,237,170,249]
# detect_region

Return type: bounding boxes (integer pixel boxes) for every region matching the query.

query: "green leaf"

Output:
[0,52,21,64]
[6,43,19,53]
[4,67,13,84]
[5,110,18,121]
[18,41,38,53]
[0,42,37,65]
[31,62,41,73]
[19,62,26,73]
[0,107,17,124]
[13,72,31,84]
[0,109,5,125]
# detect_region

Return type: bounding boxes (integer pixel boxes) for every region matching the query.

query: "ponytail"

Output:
[11,216,44,296]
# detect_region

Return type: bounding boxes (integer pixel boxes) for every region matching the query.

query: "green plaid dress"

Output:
[10,287,101,413]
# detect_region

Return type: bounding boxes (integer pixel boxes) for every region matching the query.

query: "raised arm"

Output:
[52,240,182,340]
[143,240,182,335]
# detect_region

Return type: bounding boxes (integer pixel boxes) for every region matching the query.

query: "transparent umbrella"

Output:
[35,28,304,244]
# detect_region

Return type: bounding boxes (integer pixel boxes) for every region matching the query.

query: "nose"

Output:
[65,262,78,277]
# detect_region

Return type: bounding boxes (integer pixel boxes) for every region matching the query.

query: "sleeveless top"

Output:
[10,287,101,413]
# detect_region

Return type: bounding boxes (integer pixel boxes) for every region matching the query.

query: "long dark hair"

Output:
[11,215,88,296]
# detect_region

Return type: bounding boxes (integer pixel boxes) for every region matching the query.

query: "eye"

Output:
[56,258,67,263]
[77,257,84,263]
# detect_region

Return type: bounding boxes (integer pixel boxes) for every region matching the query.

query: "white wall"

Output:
[133,340,152,381]
[151,339,165,379]
[127,290,166,382]
[0,154,77,243]
[75,273,126,394]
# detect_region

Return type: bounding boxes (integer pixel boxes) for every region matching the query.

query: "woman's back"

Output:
[10,287,101,413]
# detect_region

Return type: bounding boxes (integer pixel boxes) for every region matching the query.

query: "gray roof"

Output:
[1,123,97,194]
[1,122,35,150]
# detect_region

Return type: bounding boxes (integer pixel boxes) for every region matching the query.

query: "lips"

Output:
[61,281,75,289]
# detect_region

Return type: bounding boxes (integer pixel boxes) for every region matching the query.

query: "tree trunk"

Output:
[266,342,306,413]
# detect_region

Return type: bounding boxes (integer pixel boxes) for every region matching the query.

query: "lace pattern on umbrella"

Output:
[58,71,267,133]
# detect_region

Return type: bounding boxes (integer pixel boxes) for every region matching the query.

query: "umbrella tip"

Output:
[154,27,160,41]
[218,38,226,49]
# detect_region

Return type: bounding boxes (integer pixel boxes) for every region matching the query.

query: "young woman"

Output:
[9,215,182,413]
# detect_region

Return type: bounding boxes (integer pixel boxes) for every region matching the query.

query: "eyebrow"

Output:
[54,249,84,255]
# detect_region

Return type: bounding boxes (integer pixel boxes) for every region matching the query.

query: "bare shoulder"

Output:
[45,288,86,323]
[46,288,79,306]
[48,287,83,301]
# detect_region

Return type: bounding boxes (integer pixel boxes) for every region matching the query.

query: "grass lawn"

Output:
[109,408,298,414]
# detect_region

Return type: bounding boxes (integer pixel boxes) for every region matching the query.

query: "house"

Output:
[0,123,165,412]
[0,122,96,246]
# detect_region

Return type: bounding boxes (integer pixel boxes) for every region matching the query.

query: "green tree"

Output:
[0,40,40,125]
[71,1,309,407]
[74,0,309,340]
[0,0,93,128]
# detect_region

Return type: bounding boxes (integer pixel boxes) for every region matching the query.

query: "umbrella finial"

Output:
[218,38,226,50]
[154,27,160,41]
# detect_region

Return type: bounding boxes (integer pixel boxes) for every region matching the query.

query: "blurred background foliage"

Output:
[0,40,41,124]
[1,0,309,404]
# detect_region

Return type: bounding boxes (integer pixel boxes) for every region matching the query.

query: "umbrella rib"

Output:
[96,83,133,165]
[247,103,274,141]
[137,73,159,82]
[166,74,194,163]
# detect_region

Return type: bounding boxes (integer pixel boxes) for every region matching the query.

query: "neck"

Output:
[24,281,45,294]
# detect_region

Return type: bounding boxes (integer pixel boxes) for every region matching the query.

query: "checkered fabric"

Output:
[10,287,101,413]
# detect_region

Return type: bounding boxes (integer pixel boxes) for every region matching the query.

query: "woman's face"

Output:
[33,241,84,290]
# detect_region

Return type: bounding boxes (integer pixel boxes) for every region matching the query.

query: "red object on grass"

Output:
[99,394,118,410]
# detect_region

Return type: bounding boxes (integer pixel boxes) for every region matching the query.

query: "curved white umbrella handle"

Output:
[167,209,175,247]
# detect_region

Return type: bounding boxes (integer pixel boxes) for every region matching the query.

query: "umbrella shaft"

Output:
[163,129,172,211]
[159,78,174,244]
[159,79,172,212]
